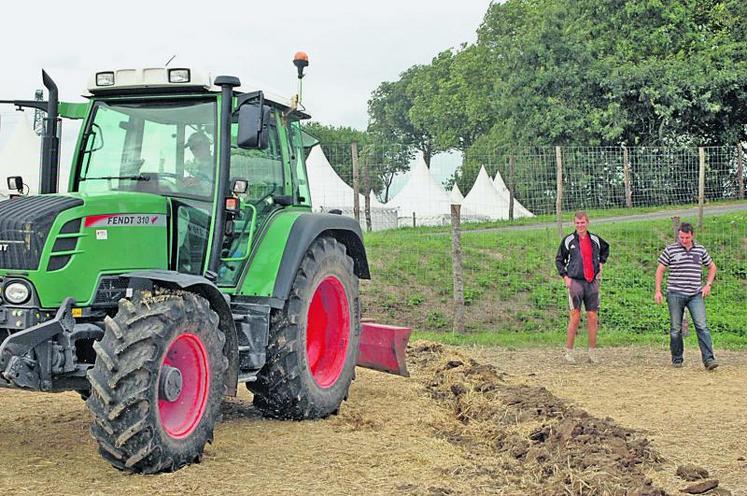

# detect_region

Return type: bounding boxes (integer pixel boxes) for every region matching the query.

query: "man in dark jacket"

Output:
[555,211,609,364]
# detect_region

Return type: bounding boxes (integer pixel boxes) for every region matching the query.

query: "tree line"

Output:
[304,0,747,205]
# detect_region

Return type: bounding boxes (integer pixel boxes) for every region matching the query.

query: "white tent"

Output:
[462,166,510,221]
[386,156,452,226]
[449,183,464,205]
[305,145,397,230]
[493,170,534,217]
[0,115,41,197]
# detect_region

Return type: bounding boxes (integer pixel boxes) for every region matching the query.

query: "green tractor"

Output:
[0,55,393,473]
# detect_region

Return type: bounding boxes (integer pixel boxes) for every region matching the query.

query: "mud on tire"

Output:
[249,236,360,420]
[86,291,227,473]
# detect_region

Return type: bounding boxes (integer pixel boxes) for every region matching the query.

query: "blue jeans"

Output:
[667,292,715,365]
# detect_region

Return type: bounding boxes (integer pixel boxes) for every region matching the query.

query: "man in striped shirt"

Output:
[654,222,718,370]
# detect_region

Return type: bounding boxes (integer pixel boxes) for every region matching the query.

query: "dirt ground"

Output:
[0,344,744,495]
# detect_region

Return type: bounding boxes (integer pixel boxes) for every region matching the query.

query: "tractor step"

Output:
[237,371,258,383]
[357,322,411,377]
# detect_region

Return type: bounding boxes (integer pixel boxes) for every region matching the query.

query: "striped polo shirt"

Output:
[658,242,713,295]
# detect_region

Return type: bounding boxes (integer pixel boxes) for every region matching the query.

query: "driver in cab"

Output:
[183,131,215,196]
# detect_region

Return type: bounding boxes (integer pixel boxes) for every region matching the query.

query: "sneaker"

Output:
[672,361,684,368]
[587,349,600,364]
[564,349,576,364]
[705,360,719,371]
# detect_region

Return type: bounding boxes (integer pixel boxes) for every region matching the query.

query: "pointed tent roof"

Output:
[0,115,40,196]
[462,166,510,220]
[493,170,533,217]
[305,145,384,210]
[386,156,452,224]
[449,183,464,205]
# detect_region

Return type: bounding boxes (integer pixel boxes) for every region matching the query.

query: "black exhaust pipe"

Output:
[40,70,60,194]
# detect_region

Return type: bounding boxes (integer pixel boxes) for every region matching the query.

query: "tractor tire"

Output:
[248,236,360,420]
[86,291,228,473]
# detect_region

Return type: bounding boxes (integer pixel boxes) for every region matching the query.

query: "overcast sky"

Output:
[0,0,492,130]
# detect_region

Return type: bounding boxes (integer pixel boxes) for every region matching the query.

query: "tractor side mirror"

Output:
[237,104,271,149]
[7,176,24,193]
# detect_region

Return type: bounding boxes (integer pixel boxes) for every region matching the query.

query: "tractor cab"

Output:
[71,67,313,286]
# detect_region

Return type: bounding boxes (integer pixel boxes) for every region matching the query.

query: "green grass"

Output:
[361,205,747,348]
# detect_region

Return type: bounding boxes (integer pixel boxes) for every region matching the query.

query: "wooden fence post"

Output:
[508,155,515,221]
[451,204,465,334]
[351,141,360,223]
[555,146,563,237]
[363,155,372,232]
[737,144,745,200]
[698,147,705,230]
[623,146,633,208]
[412,212,416,228]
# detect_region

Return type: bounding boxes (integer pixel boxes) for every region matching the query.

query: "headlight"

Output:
[4,282,31,304]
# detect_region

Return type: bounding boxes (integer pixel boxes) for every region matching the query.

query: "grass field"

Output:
[361,205,747,348]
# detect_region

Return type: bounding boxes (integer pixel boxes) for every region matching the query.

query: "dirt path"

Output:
[472,346,747,494]
[1,344,744,495]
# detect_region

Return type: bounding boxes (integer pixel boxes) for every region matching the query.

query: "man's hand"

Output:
[563,275,572,289]
[702,283,712,298]
[654,290,663,304]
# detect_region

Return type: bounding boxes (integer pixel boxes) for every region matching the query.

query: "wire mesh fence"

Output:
[309,142,747,338]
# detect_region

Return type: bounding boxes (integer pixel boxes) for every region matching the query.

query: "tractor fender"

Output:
[124,270,239,396]
[272,213,370,302]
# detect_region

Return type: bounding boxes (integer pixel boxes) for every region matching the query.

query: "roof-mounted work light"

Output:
[96,72,115,86]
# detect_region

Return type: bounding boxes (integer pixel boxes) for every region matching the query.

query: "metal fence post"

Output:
[508,155,515,221]
[698,147,705,230]
[351,141,360,223]
[555,146,563,237]
[623,146,633,208]
[451,204,465,334]
[737,144,745,200]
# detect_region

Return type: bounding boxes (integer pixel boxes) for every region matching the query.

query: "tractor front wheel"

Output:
[249,236,360,419]
[86,291,227,473]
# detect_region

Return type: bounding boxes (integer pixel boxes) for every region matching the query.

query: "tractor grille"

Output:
[0,196,83,270]
[93,276,130,307]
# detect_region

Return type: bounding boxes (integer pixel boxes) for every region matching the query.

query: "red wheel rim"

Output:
[158,333,209,439]
[306,276,350,388]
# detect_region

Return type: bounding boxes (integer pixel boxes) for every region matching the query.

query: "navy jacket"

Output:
[555,231,609,280]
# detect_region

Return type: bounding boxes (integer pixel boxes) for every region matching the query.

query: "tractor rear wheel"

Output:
[248,236,360,419]
[86,291,227,473]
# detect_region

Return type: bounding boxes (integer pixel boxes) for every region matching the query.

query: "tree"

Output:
[367,66,445,167]
[302,122,409,202]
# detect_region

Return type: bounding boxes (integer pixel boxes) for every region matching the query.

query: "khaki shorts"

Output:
[567,278,600,312]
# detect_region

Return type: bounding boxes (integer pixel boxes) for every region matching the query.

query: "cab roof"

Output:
[86,67,310,119]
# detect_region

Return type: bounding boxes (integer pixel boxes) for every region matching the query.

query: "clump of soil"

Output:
[409,342,666,495]
[676,464,709,481]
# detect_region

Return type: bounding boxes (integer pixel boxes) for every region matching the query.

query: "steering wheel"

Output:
[138,172,180,193]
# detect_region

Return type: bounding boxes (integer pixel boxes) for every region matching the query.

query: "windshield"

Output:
[76,99,217,200]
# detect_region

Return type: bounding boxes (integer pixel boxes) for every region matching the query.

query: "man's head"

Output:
[678,222,694,247]
[574,211,589,235]
[186,132,212,162]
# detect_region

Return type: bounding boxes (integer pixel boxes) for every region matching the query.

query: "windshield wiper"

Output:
[80,175,151,182]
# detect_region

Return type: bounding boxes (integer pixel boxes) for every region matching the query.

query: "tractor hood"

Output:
[0,192,170,308]
[0,195,84,270]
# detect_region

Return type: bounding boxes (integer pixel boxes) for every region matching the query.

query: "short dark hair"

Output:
[678,222,694,234]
